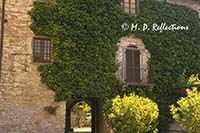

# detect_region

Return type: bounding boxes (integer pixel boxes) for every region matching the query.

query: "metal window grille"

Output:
[33,37,51,63]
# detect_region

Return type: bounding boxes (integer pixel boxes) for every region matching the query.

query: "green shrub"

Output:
[170,75,200,132]
[105,94,159,133]
[44,106,58,115]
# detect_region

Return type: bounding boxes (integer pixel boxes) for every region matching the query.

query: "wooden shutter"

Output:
[126,49,133,82]
[133,49,140,82]
[125,48,140,82]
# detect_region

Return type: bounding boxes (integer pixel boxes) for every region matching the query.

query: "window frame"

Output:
[32,36,52,64]
[125,46,141,83]
[121,0,139,15]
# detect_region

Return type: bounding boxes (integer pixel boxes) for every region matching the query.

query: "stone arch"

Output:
[65,98,99,133]
[116,35,151,84]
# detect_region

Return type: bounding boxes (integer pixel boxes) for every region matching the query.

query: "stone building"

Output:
[0,0,199,133]
[0,0,66,132]
[0,0,112,132]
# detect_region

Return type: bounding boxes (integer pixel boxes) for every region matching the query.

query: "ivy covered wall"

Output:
[30,0,200,132]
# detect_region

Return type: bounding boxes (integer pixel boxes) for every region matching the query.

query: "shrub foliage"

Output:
[170,75,200,132]
[105,94,159,133]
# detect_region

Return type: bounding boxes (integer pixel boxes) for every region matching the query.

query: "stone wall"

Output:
[0,2,2,38]
[0,0,66,132]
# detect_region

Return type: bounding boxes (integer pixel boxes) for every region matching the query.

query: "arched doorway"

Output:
[65,98,99,133]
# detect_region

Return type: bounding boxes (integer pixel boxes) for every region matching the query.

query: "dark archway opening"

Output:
[65,98,99,133]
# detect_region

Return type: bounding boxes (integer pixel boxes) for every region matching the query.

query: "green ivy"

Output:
[30,0,200,132]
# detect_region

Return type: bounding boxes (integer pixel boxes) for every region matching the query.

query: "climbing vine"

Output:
[30,0,200,132]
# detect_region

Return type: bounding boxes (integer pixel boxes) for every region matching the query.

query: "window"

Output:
[125,47,141,83]
[121,0,138,15]
[33,37,51,63]
[117,37,154,85]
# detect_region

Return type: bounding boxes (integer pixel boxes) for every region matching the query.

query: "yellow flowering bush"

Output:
[105,94,159,133]
[170,75,200,132]
[187,74,200,85]
[72,101,91,127]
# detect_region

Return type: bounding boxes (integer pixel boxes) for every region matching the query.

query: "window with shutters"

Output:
[116,37,154,86]
[33,37,51,63]
[125,46,141,83]
[121,0,139,15]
